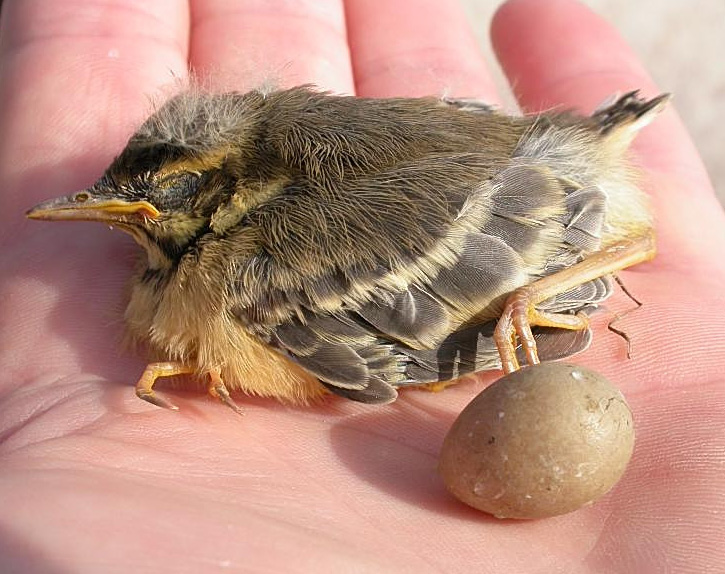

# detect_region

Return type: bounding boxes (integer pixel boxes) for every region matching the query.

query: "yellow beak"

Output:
[26,193,160,222]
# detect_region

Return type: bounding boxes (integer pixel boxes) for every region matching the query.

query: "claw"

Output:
[135,361,194,411]
[136,387,179,411]
[208,369,244,416]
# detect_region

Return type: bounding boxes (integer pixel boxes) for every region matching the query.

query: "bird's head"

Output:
[27,90,263,268]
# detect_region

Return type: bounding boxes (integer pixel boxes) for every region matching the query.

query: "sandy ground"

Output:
[462,0,725,205]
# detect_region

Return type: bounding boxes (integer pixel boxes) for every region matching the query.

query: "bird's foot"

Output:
[493,232,656,374]
[135,361,195,410]
[494,291,589,374]
[207,369,244,416]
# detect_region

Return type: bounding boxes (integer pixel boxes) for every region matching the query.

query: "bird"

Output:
[26,85,668,411]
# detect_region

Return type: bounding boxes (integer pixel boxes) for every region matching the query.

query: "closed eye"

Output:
[155,171,201,189]
[150,172,202,210]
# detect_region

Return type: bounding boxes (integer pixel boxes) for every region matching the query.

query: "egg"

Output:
[438,362,635,519]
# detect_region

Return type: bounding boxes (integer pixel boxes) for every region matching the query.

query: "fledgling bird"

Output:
[27,86,667,410]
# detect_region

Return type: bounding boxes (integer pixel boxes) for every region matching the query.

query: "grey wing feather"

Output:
[403,322,594,385]
[427,232,526,317]
[356,285,451,349]
[539,277,613,312]
[270,311,403,404]
[319,379,398,404]
[560,185,607,252]
[273,313,379,388]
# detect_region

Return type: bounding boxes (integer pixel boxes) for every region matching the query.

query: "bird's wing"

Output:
[232,158,611,403]
[263,283,608,405]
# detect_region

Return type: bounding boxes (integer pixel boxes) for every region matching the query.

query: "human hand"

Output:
[1,0,723,572]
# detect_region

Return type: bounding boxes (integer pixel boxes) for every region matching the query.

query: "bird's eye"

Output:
[74,191,90,203]
[151,172,202,211]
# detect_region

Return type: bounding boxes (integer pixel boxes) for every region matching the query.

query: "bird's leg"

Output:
[207,368,244,416]
[136,361,195,410]
[494,231,656,374]
[136,363,243,414]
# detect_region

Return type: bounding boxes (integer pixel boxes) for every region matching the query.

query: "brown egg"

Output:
[439,362,634,519]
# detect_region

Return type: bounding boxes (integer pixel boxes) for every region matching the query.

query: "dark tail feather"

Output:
[592,90,670,135]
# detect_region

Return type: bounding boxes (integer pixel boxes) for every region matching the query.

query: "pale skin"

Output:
[1,0,724,571]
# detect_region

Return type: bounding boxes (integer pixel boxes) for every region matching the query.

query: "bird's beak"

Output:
[26,191,160,222]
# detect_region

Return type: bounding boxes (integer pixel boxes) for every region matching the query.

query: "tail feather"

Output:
[592,90,670,136]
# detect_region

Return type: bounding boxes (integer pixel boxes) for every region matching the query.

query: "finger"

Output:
[491,0,725,273]
[188,0,353,94]
[0,0,190,218]
[345,0,499,101]
[0,1,190,390]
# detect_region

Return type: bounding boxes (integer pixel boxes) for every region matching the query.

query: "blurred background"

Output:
[462,0,725,205]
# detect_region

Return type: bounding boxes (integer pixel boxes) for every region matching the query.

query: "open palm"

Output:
[1,0,724,572]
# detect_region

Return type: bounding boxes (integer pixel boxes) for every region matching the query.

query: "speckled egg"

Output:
[439,362,635,519]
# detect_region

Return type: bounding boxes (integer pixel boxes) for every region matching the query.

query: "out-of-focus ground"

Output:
[461,0,725,205]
